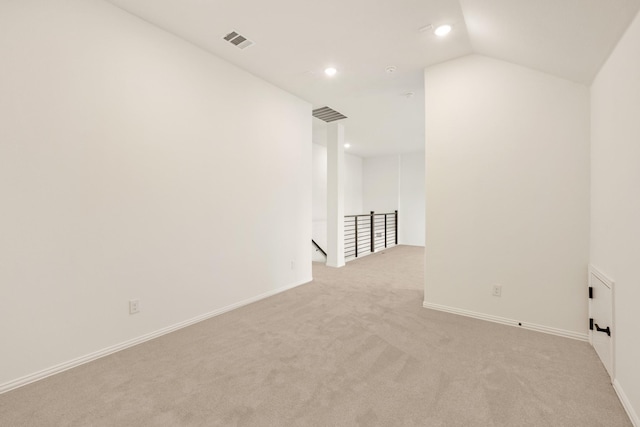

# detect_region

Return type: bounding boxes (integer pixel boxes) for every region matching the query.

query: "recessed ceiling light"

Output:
[324,67,337,77]
[434,25,452,37]
[344,143,351,148]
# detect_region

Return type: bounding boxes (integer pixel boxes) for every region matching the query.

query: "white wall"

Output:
[399,152,425,246]
[591,10,640,423]
[424,55,590,336]
[362,153,425,247]
[0,0,311,389]
[312,143,362,252]
[312,143,329,252]
[363,155,400,213]
[345,154,364,216]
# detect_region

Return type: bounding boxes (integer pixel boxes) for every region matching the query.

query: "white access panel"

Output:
[588,266,615,380]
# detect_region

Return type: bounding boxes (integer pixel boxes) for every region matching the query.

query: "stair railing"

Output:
[312,239,327,257]
[344,210,397,260]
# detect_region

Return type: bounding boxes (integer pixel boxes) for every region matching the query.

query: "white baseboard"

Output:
[614,379,640,426]
[422,301,588,342]
[0,277,312,395]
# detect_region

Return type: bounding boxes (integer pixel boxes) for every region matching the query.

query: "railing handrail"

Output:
[345,211,396,218]
[312,239,327,257]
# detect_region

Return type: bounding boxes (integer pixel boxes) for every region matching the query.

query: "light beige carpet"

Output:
[0,246,631,426]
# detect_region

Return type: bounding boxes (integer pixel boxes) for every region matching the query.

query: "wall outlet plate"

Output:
[129,299,140,314]
[492,285,502,297]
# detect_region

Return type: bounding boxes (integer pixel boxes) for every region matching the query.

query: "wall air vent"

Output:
[223,30,255,50]
[312,106,347,123]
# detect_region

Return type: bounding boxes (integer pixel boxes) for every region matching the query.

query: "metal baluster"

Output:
[395,210,398,245]
[384,213,388,248]
[370,211,375,253]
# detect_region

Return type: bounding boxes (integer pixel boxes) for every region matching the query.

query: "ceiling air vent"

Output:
[312,106,347,123]
[223,30,255,50]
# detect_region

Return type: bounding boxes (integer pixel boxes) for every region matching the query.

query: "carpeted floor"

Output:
[0,246,631,426]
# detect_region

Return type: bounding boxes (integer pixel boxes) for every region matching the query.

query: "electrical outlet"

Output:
[129,299,140,314]
[492,285,502,297]
[291,260,295,270]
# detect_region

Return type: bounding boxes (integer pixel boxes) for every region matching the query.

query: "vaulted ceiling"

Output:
[106,0,640,157]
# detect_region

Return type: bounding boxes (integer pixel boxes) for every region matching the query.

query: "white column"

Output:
[326,122,345,268]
